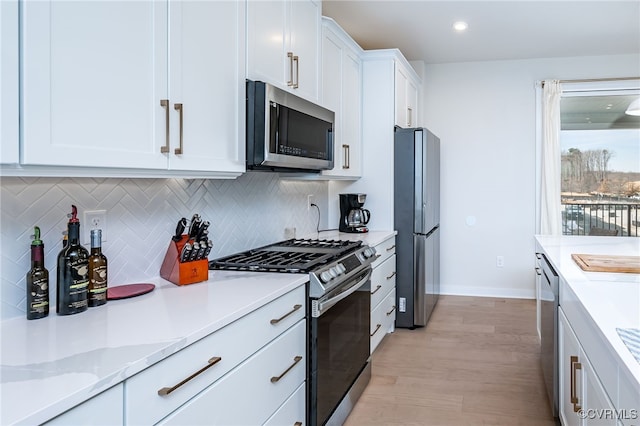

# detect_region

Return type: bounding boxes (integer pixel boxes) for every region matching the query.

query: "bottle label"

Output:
[30,278,49,313]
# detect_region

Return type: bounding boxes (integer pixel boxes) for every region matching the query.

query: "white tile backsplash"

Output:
[0,173,328,320]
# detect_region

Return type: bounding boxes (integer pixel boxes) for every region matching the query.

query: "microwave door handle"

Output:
[317,269,372,315]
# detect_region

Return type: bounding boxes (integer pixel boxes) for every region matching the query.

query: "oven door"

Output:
[308,268,371,426]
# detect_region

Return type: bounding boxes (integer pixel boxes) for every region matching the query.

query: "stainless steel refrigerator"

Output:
[394,127,440,328]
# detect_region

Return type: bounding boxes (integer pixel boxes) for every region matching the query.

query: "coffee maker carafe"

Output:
[339,193,371,233]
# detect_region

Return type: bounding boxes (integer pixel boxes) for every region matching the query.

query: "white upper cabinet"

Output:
[19,0,244,176]
[394,60,420,128]
[320,17,362,178]
[166,0,245,174]
[1,0,21,165]
[247,0,320,102]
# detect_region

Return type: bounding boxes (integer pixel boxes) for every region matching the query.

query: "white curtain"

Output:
[540,80,562,235]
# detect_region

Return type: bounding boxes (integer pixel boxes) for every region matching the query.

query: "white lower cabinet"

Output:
[125,285,306,425]
[159,321,306,425]
[370,236,396,353]
[264,382,306,426]
[559,309,617,426]
[44,384,123,425]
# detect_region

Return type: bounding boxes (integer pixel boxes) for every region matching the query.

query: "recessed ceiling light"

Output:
[453,21,468,32]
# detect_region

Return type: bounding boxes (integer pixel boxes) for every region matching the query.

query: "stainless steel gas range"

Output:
[209,238,378,426]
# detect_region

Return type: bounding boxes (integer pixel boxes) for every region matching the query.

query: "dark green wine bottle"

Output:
[57,205,89,315]
[27,226,49,320]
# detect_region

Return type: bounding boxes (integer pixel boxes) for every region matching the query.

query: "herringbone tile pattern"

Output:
[0,173,327,319]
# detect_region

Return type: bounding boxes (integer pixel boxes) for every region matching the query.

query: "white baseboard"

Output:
[440,284,535,300]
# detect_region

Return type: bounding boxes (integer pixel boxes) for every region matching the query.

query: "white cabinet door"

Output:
[21,1,168,169]
[1,0,19,165]
[247,0,319,101]
[394,61,419,128]
[246,1,287,91]
[289,0,319,101]
[560,309,585,426]
[394,65,408,128]
[167,0,245,173]
[320,18,362,178]
[584,363,617,426]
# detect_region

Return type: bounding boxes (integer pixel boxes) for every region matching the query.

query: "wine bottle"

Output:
[57,205,89,315]
[27,226,49,320]
[88,229,108,307]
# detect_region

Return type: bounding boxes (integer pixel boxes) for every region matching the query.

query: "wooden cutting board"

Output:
[571,254,640,273]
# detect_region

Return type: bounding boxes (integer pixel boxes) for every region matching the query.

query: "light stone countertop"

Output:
[0,270,308,425]
[534,235,640,387]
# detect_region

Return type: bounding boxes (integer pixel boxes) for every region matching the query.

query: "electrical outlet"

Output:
[496,255,504,268]
[84,210,108,245]
[307,194,315,211]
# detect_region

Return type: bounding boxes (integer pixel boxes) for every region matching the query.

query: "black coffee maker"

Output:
[339,193,370,233]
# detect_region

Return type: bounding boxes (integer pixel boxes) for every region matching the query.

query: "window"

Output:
[559,89,640,236]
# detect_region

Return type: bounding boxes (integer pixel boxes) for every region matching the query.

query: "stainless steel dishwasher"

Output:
[538,252,559,419]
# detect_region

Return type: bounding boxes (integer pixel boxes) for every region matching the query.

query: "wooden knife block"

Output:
[160,236,209,286]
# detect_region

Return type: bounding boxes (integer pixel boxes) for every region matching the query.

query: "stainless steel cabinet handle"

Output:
[370,323,381,337]
[160,99,170,153]
[570,355,582,412]
[371,284,382,295]
[342,144,350,169]
[386,305,397,316]
[157,356,222,396]
[407,107,412,127]
[287,52,294,87]
[270,304,302,325]
[294,423,302,426]
[174,103,183,155]
[535,267,542,276]
[270,355,302,383]
[386,271,396,280]
[292,55,299,89]
[386,245,396,251]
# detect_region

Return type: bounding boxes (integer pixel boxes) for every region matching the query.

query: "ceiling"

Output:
[561,94,640,130]
[321,1,640,64]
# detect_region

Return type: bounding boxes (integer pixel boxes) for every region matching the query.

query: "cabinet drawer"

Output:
[160,320,306,426]
[125,285,305,425]
[371,289,396,354]
[370,255,396,309]
[371,236,396,269]
[264,382,306,426]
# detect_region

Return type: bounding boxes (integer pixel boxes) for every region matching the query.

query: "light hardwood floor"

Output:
[344,295,557,425]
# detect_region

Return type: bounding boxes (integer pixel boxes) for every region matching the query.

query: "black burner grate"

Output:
[209,238,362,273]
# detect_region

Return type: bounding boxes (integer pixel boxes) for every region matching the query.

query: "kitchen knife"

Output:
[173,218,187,242]
[180,243,193,263]
[195,241,207,260]
[187,214,200,239]
[202,240,213,259]
[195,221,210,242]
[188,242,200,261]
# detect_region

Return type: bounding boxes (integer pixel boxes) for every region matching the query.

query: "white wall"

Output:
[0,174,328,320]
[423,54,640,298]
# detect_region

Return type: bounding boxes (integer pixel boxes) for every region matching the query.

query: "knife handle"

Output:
[202,240,213,259]
[180,243,192,263]
[188,242,200,261]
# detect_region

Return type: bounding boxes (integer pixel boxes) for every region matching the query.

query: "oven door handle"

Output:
[317,269,372,316]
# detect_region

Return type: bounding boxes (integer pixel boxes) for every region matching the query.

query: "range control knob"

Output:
[363,247,376,258]
[336,263,346,274]
[320,270,333,283]
[328,267,340,278]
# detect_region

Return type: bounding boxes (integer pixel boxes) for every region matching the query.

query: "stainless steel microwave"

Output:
[246,80,334,172]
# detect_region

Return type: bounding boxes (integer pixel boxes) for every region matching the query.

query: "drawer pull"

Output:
[570,355,582,412]
[535,267,542,276]
[371,285,382,295]
[270,304,302,325]
[294,423,302,426]
[370,323,382,337]
[386,271,396,280]
[271,356,303,383]
[157,356,222,396]
[386,305,397,316]
[386,245,396,251]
